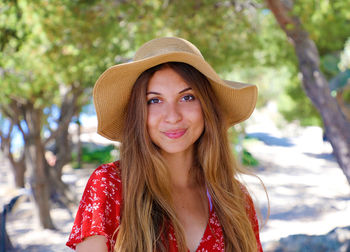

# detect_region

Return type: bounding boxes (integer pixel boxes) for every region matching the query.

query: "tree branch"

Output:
[44,86,83,145]
[265,0,294,29]
[265,0,309,45]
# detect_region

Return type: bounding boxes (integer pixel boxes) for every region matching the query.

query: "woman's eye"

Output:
[147,98,161,104]
[181,95,195,102]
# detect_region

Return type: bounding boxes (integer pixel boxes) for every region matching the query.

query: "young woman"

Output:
[67,37,263,252]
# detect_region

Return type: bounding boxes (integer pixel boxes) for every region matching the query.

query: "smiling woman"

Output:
[66,37,263,252]
[146,65,204,156]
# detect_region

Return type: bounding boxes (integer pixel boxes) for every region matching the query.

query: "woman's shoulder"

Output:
[89,160,121,184]
[66,161,122,251]
[238,182,263,251]
[238,183,257,218]
[79,160,122,206]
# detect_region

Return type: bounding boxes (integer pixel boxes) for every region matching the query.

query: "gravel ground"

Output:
[1,161,94,252]
[244,106,350,251]
[1,108,350,251]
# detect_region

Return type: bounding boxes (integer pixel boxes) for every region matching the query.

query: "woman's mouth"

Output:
[163,129,187,139]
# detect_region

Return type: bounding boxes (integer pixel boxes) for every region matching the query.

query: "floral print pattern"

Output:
[66,161,262,251]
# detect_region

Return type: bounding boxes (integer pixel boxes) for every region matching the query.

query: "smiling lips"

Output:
[163,129,187,139]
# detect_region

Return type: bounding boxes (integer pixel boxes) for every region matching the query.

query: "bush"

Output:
[242,149,259,167]
[81,144,115,164]
[72,144,116,168]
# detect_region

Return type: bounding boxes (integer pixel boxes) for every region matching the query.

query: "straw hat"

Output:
[93,37,257,142]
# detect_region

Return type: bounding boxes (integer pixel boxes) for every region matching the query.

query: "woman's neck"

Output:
[161,148,196,189]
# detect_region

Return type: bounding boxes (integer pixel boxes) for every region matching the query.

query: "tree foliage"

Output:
[266,0,350,185]
[1,0,350,227]
[0,0,145,228]
[276,0,350,126]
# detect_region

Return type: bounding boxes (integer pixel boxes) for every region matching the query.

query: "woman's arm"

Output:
[76,235,108,252]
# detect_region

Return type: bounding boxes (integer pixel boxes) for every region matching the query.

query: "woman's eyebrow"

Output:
[179,87,192,94]
[146,91,161,95]
[146,87,192,95]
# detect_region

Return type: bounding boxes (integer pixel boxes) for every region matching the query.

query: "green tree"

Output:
[276,0,350,126]
[0,0,139,228]
[266,0,350,183]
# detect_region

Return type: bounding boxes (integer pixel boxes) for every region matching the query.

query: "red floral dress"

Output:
[66,161,263,251]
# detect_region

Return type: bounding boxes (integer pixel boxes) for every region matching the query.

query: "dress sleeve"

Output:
[244,190,263,252]
[66,162,122,251]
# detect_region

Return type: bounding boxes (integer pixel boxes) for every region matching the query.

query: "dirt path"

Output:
[244,108,350,250]
[1,157,94,252]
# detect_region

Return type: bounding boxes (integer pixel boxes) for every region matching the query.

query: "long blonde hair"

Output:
[115,62,258,251]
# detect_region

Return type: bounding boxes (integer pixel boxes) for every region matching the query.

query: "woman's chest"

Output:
[168,210,225,252]
[172,187,210,251]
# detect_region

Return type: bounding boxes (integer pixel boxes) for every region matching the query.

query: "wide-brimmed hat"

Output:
[93,37,257,142]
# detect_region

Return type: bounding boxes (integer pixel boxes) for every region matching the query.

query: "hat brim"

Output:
[93,52,257,142]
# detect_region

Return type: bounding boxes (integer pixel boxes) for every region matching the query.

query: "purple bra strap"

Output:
[206,187,213,212]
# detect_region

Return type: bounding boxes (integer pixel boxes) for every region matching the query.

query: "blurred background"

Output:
[1,0,350,251]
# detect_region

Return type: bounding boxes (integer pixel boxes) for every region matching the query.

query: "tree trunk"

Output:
[12,158,26,188]
[24,105,55,229]
[266,0,350,184]
[0,122,26,188]
[47,88,82,209]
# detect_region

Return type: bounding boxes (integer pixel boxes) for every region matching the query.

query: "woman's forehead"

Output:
[147,67,191,93]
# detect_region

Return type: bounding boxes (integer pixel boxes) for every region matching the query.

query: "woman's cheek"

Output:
[148,104,163,118]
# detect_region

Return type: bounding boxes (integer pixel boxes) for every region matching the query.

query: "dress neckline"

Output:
[186,188,213,252]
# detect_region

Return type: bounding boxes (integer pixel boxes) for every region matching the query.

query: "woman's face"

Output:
[146,67,204,156]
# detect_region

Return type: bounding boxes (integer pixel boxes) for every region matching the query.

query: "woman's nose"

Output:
[164,103,182,124]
